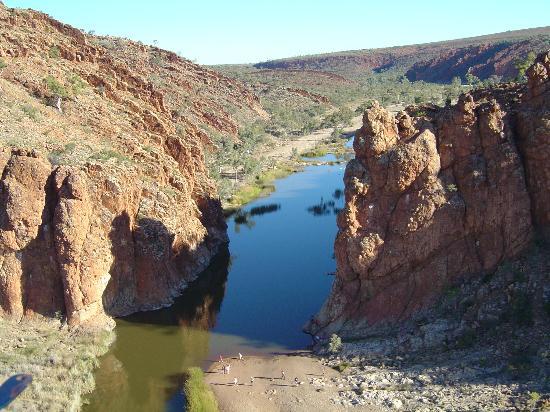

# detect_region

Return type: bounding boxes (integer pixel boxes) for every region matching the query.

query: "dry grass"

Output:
[0,318,114,411]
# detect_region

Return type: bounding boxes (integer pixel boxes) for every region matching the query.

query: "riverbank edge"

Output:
[0,318,115,411]
[222,133,354,214]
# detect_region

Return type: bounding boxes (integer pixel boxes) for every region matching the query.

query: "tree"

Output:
[514,51,536,82]
[465,72,480,86]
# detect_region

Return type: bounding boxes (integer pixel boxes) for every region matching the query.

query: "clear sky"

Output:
[5,0,550,65]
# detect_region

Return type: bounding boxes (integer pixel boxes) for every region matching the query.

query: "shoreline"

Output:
[204,352,369,412]
[221,115,362,211]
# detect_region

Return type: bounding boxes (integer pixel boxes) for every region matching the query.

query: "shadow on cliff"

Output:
[18,173,65,319]
[102,208,229,319]
[121,244,230,328]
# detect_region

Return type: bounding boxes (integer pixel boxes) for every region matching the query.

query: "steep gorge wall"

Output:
[309,51,550,338]
[0,5,267,327]
[0,147,227,327]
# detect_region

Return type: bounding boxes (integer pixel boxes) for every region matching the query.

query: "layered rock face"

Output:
[0,147,225,327]
[310,52,550,337]
[0,6,266,327]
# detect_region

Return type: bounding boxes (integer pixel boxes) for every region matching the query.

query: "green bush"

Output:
[184,367,219,412]
[44,75,69,98]
[333,362,350,372]
[49,45,61,59]
[321,107,354,128]
[328,333,343,354]
[21,104,40,121]
[69,74,87,95]
[515,52,536,82]
[0,58,7,69]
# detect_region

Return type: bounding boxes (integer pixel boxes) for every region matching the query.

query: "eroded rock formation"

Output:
[0,5,266,327]
[0,148,227,327]
[309,51,550,338]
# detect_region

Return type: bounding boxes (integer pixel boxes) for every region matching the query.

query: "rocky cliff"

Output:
[309,51,550,338]
[0,6,265,326]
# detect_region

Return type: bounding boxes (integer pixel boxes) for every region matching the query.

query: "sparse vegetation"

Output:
[321,107,354,128]
[183,367,219,412]
[89,148,131,163]
[515,51,537,82]
[48,45,61,59]
[44,75,69,98]
[328,333,343,354]
[455,329,477,349]
[21,104,40,121]
[333,362,350,372]
[0,58,7,69]
[0,319,114,411]
[69,74,87,95]
[507,291,533,326]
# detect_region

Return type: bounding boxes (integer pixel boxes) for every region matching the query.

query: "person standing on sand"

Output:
[281,370,286,380]
[294,377,299,386]
[238,353,243,361]
[227,364,231,374]
[222,365,226,374]
[250,377,254,386]
[233,377,238,386]
[219,355,223,363]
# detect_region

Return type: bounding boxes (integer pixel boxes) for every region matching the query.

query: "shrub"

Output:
[184,367,219,412]
[21,104,40,121]
[515,52,536,82]
[328,334,343,354]
[69,74,87,95]
[321,107,354,128]
[456,330,476,349]
[89,149,129,163]
[0,58,7,69]
[333,362,350,372]
[49,45,61,59]
[44,75,69,98]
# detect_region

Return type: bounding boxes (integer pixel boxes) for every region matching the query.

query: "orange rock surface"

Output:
[0,5,266,326]
[309,52,550,337]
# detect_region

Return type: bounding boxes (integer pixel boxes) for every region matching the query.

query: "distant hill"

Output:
[252,27,550,83]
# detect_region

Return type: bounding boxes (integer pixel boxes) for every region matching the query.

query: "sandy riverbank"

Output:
[262,115,363,162]
[205,352,383,412]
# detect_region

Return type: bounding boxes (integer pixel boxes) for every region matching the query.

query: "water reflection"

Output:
[233,203,281,232]
[84,248,230,412]
[86,161,345,411]
[306,190,344,216]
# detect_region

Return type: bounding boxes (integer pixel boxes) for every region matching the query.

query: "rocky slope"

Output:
[308,51,550,338]
[254,27,550,82]
[0,5,266,327]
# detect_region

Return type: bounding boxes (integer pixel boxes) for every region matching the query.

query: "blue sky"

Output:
[5,0,550,64]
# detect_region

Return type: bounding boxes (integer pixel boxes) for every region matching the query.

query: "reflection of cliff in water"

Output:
[84,247,230,412]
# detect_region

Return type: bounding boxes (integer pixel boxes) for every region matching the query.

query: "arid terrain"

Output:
[0,2,549,411]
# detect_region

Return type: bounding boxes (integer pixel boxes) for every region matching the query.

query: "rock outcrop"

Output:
[309,51,550,338]
[0,5,266,327]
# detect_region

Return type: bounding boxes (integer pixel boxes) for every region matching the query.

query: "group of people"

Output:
[219,353,250,386]
[218,354,302,388]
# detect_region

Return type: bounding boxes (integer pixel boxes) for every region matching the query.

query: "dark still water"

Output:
[84,161,345,411]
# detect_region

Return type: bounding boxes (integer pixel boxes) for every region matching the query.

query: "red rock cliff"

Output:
[309,51,550,338]
[0,6,265,327]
